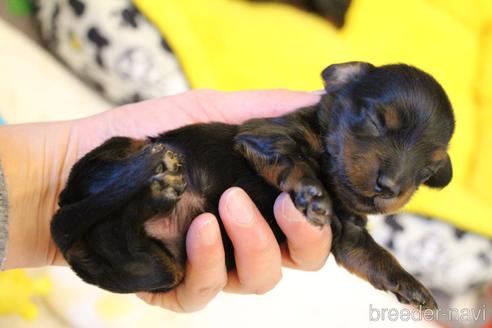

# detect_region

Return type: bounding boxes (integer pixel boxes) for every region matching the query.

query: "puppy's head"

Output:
[319,62,455,214]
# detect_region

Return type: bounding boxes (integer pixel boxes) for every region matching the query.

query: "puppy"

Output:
[51,62,454,310]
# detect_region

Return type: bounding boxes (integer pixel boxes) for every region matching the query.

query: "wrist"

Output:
[0,121,76,268]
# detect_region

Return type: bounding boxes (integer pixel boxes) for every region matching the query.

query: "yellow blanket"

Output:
[134,0,492,237]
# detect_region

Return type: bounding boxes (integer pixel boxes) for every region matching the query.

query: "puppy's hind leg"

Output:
[66,224,186,293]
[148,147,187,206]
[50,132,191,293]
[52,138,167,251]
[61,144,189,293]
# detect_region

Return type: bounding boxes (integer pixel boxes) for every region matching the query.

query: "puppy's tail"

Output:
[51,142,163,251]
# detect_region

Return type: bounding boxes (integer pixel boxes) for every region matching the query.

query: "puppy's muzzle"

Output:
[375,174,401,199]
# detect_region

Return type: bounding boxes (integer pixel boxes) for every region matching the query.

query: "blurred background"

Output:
[1,0,492,327]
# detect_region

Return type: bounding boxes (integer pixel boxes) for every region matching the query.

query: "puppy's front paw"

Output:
[150,147,187,201]
[386,272,438,311]
[292,179,332,227]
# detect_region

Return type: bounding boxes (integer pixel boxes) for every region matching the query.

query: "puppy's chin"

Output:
[340,192,376,214]
[331,177,376,214]
[373,188,416,214]
[333,176,416,215]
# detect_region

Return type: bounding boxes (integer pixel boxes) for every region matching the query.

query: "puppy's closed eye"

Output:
[354,110,383,137]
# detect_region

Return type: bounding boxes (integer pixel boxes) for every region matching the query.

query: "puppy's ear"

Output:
[322,61,374,92]
[424,155,453,188]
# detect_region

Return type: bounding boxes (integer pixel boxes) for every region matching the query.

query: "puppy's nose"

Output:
[375,175,400,198]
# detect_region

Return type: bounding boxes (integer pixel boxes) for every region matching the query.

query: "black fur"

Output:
[51,62,455,310]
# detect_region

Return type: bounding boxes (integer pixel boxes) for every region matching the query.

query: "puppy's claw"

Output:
[307,186,321,197]
[164,150,182,173]
[395,294,410,305]
[154,163,165,174]
[389,275,438,311]
[151,143,165,154]
[312,200,329,215]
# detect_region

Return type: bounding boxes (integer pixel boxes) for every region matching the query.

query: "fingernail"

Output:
[311,89,326,95]
[225,188,254,225]
[278,193,305,222]
[199,216,217,246]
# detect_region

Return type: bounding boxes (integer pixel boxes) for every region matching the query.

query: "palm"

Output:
[77,90,319,156]
[63,89,326,312]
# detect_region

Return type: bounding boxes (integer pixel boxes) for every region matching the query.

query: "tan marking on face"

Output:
[383,107,401,130]
[343,135,379,197]
[374,187,416,213]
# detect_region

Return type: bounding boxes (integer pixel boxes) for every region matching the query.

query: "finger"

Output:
[274,192,332,271]
[195,89,321,123]
[175,213,227,312]
[136,290,183,313]
[218,187,282,294]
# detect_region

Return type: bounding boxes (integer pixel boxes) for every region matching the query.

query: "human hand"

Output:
[0,89,332,312]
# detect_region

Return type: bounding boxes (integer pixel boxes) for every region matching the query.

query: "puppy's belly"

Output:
[143,122,288,264]
[144,191,206,259]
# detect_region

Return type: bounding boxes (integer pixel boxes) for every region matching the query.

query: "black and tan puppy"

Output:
[51,62,454,310]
